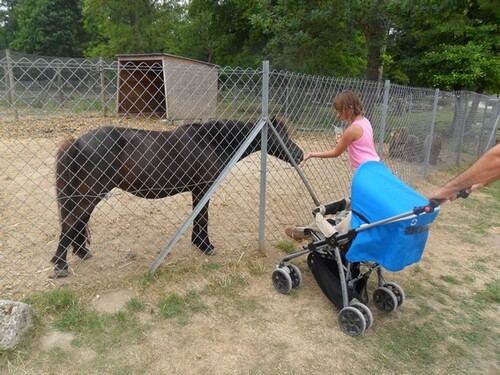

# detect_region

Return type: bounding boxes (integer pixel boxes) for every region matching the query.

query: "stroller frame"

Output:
[272,202,436,337]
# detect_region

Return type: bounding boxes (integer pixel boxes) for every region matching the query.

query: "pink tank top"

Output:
[347,117,380,170]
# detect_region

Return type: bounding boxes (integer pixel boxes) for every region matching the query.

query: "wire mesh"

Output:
[0,51,498,299]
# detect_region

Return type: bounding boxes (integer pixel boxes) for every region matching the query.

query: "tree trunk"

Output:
[359,0,387,81]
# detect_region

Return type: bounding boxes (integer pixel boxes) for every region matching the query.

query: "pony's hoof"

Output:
[50,268,70,279]
[74,248,93,260]
[81,252,93,260]
[203,248,217,256]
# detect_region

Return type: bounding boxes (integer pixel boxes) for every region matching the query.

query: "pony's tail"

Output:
[55,137,79,229]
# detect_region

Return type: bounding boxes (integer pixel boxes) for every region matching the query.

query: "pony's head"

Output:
[267,117,304,165]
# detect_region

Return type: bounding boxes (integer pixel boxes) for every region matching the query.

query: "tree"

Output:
[250,0,367,77]
[0,0,20,50]
[386,0,499,93]
[82,0,186,58]
[385,0,499,140]
[10,0,88,56]
[349,0,390,81]
[179,0,268,67]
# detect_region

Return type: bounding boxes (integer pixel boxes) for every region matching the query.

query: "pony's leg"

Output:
[191,189,215,255]
[51,197,100,277]
[51,221,91,278]
[50,231,73,278]
[51,194,81,276]
[70,197,102,259]
[71,218,93,260]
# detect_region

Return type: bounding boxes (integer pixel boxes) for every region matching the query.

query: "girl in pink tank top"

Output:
[300,90,379,171]
[286,91,380,242]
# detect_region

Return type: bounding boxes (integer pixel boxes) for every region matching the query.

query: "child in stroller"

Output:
[272,161,444,336]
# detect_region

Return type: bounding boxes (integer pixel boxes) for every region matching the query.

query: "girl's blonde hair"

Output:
[333,90,364,120]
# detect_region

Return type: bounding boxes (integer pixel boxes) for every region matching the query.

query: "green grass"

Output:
[24,288,77,314]
[360,278,498,374]
[476,280,500,303]
[274,240,298,254]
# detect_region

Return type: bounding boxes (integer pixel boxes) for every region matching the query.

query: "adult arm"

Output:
[429,144,500,201]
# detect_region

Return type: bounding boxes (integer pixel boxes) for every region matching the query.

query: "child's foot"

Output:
[285,227,308,241]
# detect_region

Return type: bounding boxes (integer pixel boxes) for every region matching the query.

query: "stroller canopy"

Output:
[347,161,439,271]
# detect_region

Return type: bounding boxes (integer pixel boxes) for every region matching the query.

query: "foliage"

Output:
[0,0,19,49]
[82,0,184,58]
[0,0,498,90]
[250,0,367,76]
[9,0,88,56]
[386,0,499,92]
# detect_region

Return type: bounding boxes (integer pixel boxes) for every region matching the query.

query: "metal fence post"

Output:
[259,61,269,251]
[377,79,390,158]
[5,49,18,121]
[455,92,467,165]
[485,100,500,150]
[100,57,107,117]
[149,118,268,273]
[423,88,439,177]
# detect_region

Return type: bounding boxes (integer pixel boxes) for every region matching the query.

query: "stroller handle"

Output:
[414,189,470,214]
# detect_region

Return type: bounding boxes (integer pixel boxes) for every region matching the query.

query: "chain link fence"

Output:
[1,50,498,299]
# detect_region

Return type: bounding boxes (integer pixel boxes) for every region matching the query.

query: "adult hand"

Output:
[470,183,484,192]
[428,187,472,203]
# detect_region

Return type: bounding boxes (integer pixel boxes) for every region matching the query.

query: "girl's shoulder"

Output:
[351,117,372,129]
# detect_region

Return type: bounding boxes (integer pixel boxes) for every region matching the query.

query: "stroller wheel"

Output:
[287,264,303,289]
[383,282,405,307]
[272,268,292,294]
[373,287,398,313]
[350,302,373,330]
[338,306,366,336]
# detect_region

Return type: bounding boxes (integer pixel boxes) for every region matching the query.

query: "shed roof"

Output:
[117,53,217,68]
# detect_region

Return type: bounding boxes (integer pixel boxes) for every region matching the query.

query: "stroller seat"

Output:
[272,161,440,336]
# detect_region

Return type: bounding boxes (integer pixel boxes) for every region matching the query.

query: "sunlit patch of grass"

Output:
[126,297,144,313]
[234,296,264,313]
[440,275,461,285]
[463,274,475,283]
[475,280,500,303]
[471,262,488,272]
[248,260,267,276]
[445,340,467,357]
[275,240,297,254]
[139,271,156,286]
[53,305,147,352]
[201,261,223,272]
[24,288,77,314]
[156,290,208,326]
[184,290,209,314]
[157,293,188,325]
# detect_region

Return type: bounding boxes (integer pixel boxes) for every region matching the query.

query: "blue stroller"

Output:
[272,161,441,336]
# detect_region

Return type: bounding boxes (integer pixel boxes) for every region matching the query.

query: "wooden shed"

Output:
[117,53,218,121]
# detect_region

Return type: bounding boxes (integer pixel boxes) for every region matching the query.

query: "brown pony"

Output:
[52,118,303,277]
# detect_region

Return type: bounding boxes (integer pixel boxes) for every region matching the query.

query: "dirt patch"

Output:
[93,289,134,313]
[40,331,75,350]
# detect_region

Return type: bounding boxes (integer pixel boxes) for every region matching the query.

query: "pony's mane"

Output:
[179,117,290,142]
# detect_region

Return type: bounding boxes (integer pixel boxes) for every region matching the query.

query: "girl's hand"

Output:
[300,153,312,167]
